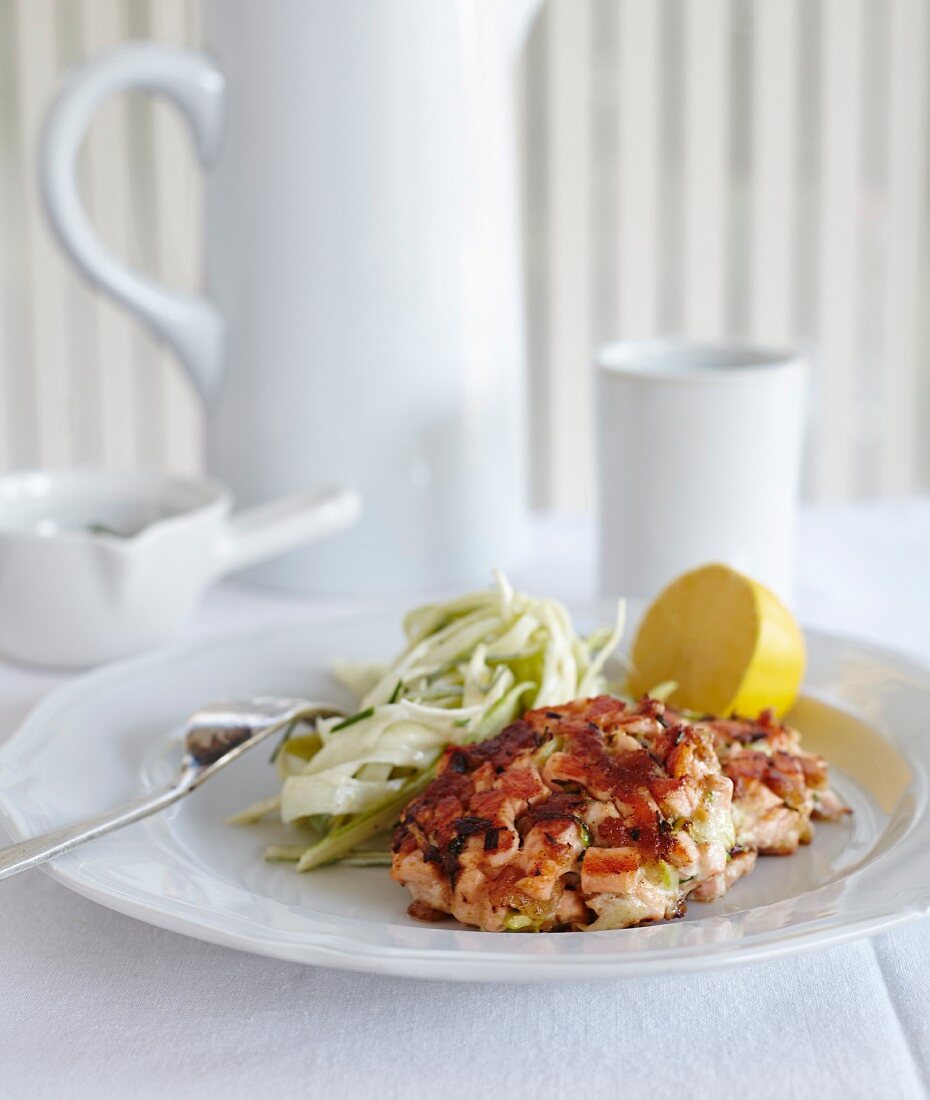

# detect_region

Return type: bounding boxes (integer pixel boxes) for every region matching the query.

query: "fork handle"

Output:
[0,774,192,881]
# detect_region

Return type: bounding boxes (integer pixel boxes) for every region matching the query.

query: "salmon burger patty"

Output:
[391,696,745,931]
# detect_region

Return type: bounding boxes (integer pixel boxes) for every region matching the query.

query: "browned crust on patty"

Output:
[391,695,734,931]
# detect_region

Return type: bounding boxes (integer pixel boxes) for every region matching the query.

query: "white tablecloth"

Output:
[3,502,930,1099]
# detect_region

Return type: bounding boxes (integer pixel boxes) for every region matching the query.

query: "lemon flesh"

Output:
[628,563,805,718]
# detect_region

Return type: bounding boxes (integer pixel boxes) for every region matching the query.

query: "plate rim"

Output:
[2,609,929,982]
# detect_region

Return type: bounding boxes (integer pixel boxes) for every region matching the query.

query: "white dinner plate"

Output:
[1,607,929,982]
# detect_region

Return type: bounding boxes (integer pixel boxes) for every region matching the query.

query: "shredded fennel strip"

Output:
[233,572,625,870]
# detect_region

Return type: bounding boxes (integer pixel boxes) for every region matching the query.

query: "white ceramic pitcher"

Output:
[40,0,541,594]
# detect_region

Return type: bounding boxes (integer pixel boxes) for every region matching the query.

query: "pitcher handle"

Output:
[40,42,226,403]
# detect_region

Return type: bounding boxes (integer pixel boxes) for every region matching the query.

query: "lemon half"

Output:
[628,563,805,718]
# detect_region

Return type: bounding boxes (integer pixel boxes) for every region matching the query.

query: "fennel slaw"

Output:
[232,572,624,870]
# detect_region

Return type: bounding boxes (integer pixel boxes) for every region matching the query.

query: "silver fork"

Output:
[0,696,345,881]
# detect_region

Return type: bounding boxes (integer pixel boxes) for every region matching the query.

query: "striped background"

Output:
[0,0,202,476]
[1,0,928,513]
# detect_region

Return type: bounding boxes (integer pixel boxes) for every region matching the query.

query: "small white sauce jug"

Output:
[0,470,360,667]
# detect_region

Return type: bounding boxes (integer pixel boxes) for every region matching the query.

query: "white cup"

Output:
[595,341,806,601]
[0,470,360,668]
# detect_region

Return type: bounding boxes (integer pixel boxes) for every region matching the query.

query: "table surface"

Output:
[3,501,930,1099]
